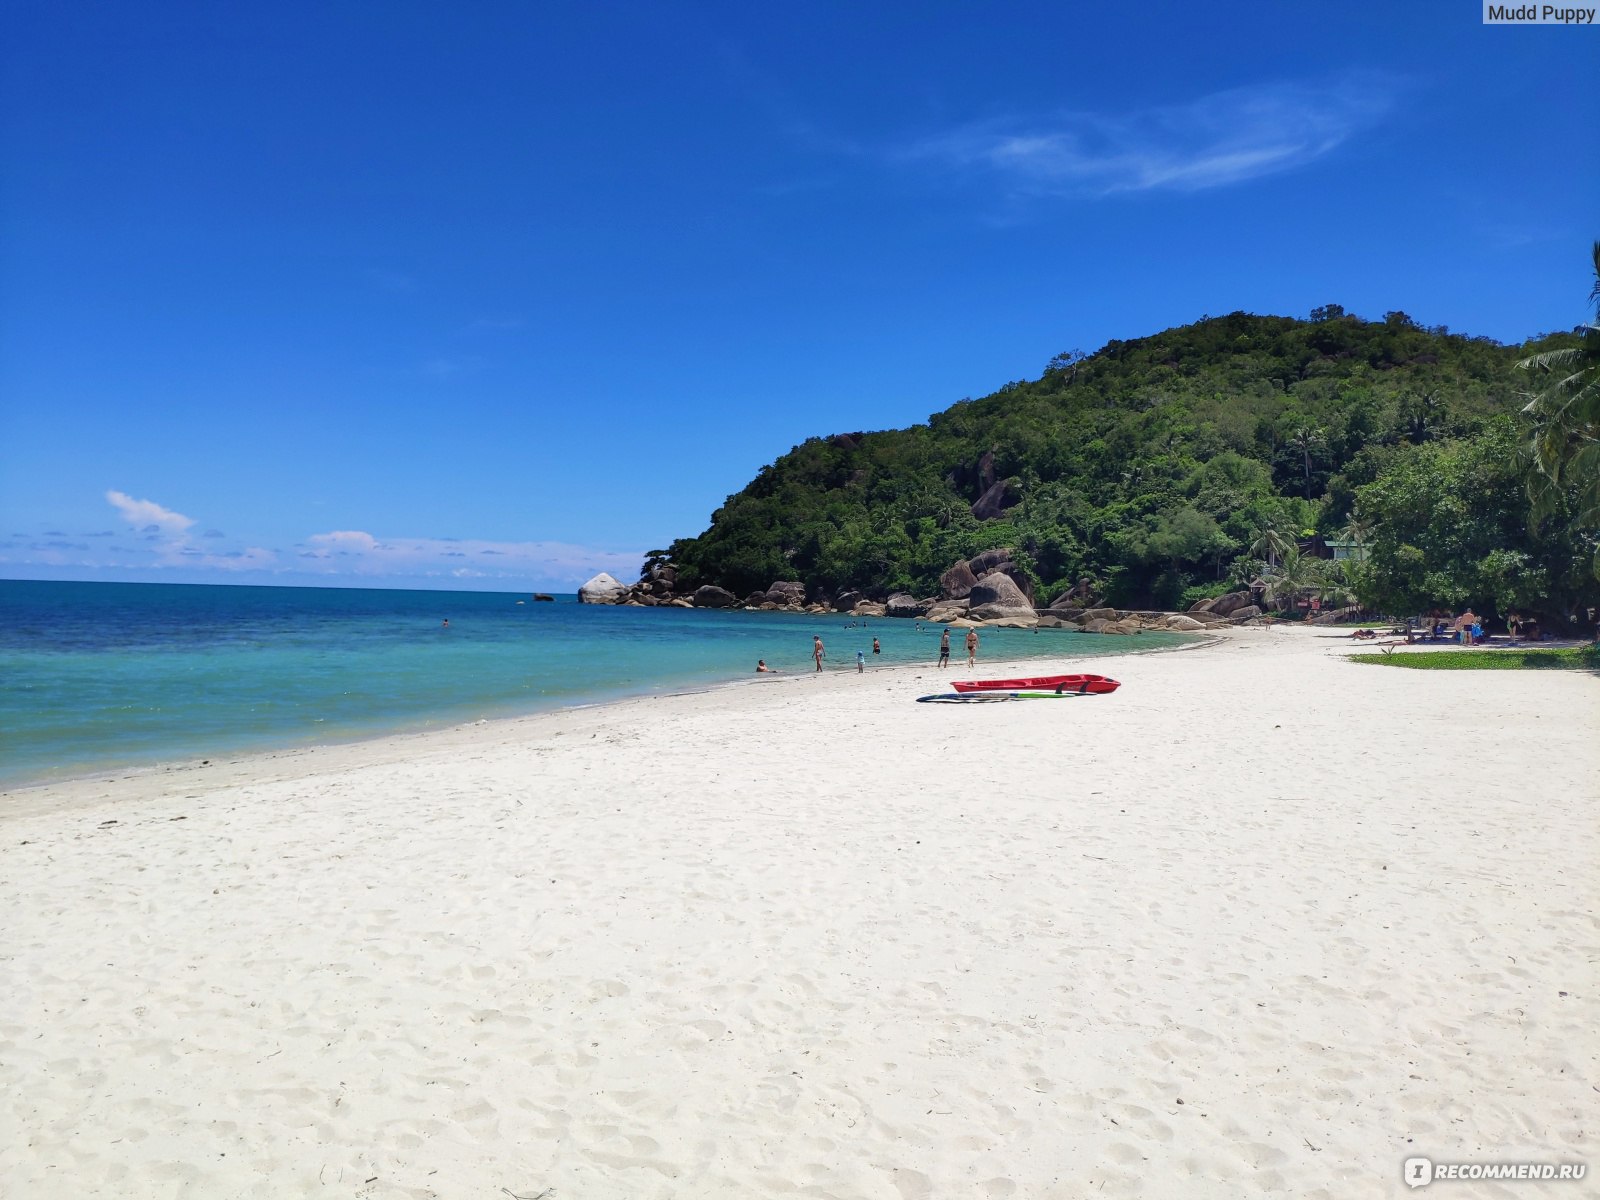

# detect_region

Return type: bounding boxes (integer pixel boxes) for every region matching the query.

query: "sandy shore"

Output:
[2,626,1595,1199]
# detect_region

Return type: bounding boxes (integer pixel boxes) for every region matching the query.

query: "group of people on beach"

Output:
[808,633,885,673]
[1342,607,1545,646]
[757,625,980,674]
[1406,609,1486,645]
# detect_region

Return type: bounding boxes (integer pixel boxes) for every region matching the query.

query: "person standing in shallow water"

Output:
[938,628,951,668]
[813,635,825,672]
[966,627,979,668]
[872,637,880,657]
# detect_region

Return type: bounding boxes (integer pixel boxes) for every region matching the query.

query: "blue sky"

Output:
[2,2,1595,591]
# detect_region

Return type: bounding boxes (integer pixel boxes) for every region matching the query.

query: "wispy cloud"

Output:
[106,490,196,535]
[300,530,640,587]
[902,72,1398,196]
[4,500,640,589]
[103,490,276,571]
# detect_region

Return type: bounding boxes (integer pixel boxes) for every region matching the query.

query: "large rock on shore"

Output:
[694,585,739,609]
[968,571,1037,624]
[834,590,864,612]
[940,561,978,600]
[577,572,628,604]
[1035,614,1080,630]
[925,598,970,623]
[1047,593,1088,615]
[1228,605,1263,623]
[765,581,806,608]
[885,593,928,618]
[1163,614,1208,631]
[1207,591,1255,618]
[967,548,1012,576]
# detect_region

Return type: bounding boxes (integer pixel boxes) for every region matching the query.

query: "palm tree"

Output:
[1289,427,1326,499]
[1401,391,1445,444]
[1265,546,1324,612]
[1340,509,1374,550]
[1248,518,1293,567]
[1316,559,1361,609]
[1520,241,1600,540]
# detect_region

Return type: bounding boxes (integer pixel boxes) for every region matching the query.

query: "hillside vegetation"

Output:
[665,309,1595,623]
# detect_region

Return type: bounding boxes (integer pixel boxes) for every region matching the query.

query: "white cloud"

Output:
[904,72,1398,196]
[106,490,196,534]
[307,530,380,554]
[100,489,277,572]
[301,530,641,587]
[17,500,634,589]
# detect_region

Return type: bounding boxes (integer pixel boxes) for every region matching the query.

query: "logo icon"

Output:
[1404,1157,1434,1188]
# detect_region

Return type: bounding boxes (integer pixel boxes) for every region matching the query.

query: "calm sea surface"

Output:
[0,580,1193,788]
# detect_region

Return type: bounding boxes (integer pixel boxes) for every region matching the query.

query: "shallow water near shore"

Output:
[0,579,1194,788]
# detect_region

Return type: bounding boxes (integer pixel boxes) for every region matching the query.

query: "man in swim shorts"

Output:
[938,628,950,667]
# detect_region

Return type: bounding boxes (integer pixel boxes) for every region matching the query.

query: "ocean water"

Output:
[0,580,1194,788]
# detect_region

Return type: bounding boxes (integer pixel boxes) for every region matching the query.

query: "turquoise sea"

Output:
[0,580,1193,788]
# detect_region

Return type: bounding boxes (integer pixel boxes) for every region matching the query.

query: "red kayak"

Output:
[951,673,1120,695]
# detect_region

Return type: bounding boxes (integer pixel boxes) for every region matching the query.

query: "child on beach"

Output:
[856,649,865,673]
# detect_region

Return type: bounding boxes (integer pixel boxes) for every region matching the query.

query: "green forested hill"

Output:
[666,309,1588,614]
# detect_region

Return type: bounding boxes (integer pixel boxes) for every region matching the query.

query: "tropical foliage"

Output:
[1521,241,1600,563]
[663,305,1598,626]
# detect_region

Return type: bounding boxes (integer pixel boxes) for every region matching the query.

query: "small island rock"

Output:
[577,573,628,604]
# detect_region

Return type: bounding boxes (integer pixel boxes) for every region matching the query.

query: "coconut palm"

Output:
[1520,241,1600,537]
[1264,546,1324,612]
[1248,518,1294,567]
[1340,509,1374,550]
[1289,426,1326,499]
[1316,559,1361,609]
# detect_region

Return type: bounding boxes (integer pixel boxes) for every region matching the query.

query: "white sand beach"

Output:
[2,626,1595,1199]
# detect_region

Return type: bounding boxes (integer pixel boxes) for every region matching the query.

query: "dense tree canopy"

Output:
[664,309,1597,624]
[1354,419,1594,619]
[1521,241,1600,550]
